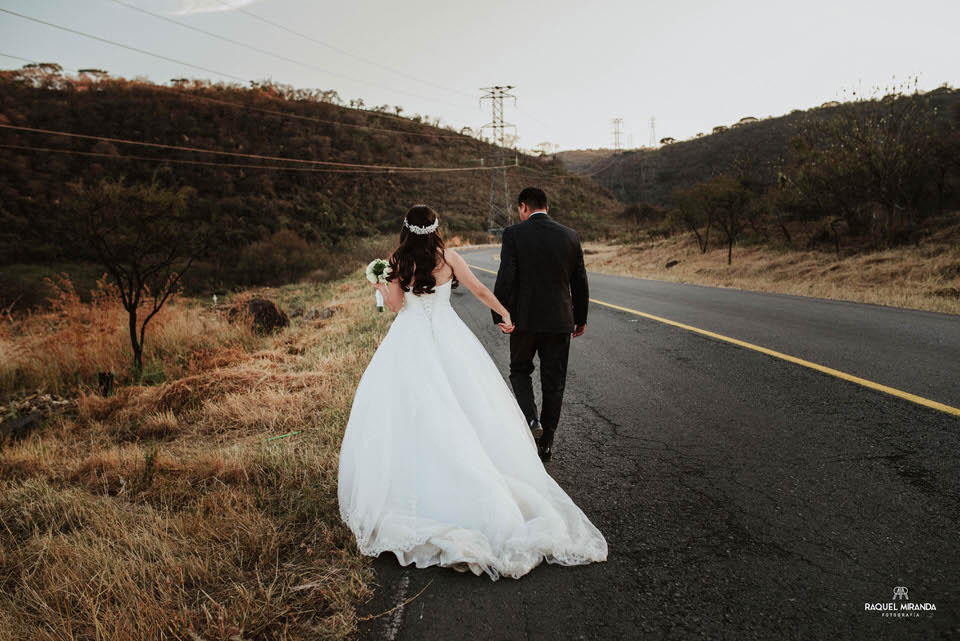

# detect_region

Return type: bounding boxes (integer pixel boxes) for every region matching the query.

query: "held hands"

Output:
[498,312,515,334]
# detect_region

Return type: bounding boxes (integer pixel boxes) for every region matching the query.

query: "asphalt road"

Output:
[357,246,960,640]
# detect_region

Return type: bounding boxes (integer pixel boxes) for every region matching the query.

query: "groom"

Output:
[491,187,589,463]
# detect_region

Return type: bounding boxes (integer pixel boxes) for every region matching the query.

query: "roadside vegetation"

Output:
[0,271,392,640]
[581,81,960,313]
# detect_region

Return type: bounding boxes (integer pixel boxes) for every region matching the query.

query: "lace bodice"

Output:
[401,278,453,318]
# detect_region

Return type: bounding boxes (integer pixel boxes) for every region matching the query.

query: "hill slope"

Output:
[0,65,619,304]
[558,87,960,207]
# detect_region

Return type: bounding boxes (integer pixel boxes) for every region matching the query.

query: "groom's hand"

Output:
[572,323,586,338]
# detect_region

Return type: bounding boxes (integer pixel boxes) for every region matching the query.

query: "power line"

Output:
[0,52,37,65]
[517,153,621,180]
[163,86,475,140]
[104,0,466,109]
[0,51,477,141]
[212,0,475,101]
[0,123,498,171]
[0,8,246,82]
[577,155,621,177]
[2,55,597,180]
[0,142,518,174]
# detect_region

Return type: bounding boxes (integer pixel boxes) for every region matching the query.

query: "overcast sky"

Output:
[1,0,957,151]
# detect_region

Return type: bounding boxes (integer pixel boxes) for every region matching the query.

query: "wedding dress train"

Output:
[337,278,608,580]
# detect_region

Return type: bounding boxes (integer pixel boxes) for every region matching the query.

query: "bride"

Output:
[337,204,608,580]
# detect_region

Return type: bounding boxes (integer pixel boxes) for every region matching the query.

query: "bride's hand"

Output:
[498,313,514,334]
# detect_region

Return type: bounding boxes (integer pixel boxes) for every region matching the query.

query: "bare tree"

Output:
[672,184,713,253]
[67,177,209,375]
[707,175,752,265]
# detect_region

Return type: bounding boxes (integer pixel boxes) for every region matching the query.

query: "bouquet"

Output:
[366,258,392,312]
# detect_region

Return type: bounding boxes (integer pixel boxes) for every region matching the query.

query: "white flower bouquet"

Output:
[366,258,392,312]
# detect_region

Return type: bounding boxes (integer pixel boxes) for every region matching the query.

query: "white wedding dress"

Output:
[338,278,608,581]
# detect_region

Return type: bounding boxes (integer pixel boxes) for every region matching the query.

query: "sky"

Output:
[1,0,958,151]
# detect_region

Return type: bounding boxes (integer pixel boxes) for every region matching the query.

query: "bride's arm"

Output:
[445,250,512,326]
[372,255,405,313]
[373,280,404,313]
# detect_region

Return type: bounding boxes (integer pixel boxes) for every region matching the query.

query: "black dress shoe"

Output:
[538,429,555,462]
[538,444,553,462]
[528,419,543,439]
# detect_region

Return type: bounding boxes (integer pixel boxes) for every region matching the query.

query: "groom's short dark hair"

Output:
[517,187,547,210]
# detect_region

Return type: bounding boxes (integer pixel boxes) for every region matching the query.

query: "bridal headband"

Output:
[404,216,439,235]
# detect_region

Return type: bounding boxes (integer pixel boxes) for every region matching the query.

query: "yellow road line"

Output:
[466,262,960,418]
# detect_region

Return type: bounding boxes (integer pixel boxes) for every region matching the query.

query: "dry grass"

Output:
[0,272,394,640]
[583,225,960,316]
[0,274,260,396]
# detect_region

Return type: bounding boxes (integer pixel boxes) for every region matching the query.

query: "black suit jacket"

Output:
[491,213,589,333]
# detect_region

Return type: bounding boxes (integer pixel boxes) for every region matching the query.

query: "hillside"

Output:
[558,87,960,207]
[551,149,615,175]
[0,64,619,307]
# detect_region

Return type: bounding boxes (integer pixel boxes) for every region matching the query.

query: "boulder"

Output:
[228,298,290,334]
[305,305,340,321]
[0,412,42,446]
[665,259,680,269]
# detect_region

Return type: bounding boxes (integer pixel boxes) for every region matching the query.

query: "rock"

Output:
[289,306,304,318]
[305,305,340,321]
[0,412,42,445]
[98,370,115,396]
[228,298,290,334]
[319,306,339,320]
[665,259,680,269]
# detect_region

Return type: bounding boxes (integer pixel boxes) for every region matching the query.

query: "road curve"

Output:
[357,246,960,640]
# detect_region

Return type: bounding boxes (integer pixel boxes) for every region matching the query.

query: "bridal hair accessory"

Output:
[404,215,439,235]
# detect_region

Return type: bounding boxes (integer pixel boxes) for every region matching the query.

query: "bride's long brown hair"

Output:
[386,204,459,296]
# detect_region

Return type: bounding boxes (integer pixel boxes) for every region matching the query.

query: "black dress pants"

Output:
[508,330,571,441]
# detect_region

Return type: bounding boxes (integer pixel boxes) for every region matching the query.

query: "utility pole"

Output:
[648,115,657,148]
[480,85,516,235]
[611,117,624,153]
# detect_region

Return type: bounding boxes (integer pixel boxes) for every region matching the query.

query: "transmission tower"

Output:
[611,117,624,153]
[642,115,659,186]
[480,85,517,234]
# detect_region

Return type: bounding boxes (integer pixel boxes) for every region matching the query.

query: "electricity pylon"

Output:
[611,117,623,153]
[480,85,517,234]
